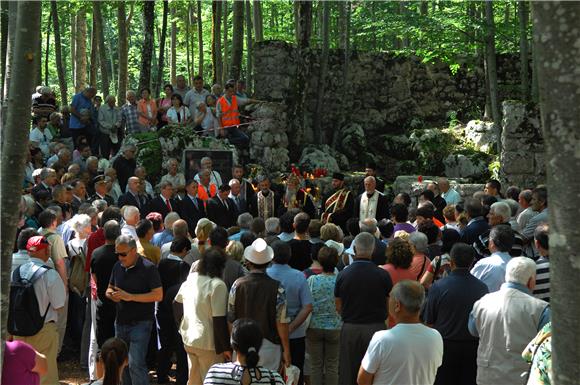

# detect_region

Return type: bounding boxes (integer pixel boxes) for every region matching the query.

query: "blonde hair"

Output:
[320,223,342,242]
[226,240,244,263]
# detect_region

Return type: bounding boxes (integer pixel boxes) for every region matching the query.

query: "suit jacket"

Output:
[177,195,206,237]
[148,195,179,220]
[354,192,390,222]
[117,191,150,216]
[71,196,85,214]
[207,196,238,229]
[31,183,51,198]
[229,194,248,214]
[460,216,490,246]
[89,193,115,208]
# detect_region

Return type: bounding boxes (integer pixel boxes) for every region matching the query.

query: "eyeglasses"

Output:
[115,251,130,257]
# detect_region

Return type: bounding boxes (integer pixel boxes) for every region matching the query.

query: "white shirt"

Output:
[29,127,53,156]
[166,106,191,124]
[362,323,443,385]
[359,191,380,220]
[183,88,210,119]
[194,170,223,187]
[11,250,30,274]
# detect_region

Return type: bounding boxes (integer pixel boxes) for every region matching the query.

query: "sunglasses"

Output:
[115,251,130,257]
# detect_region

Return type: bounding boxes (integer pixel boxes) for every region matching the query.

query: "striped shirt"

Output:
[473,224,525,261]
[533,256,550,302]
[204,363,284,385]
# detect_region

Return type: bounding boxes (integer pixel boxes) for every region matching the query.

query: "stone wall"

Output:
[251,40,525,173]
[499,101,545,188]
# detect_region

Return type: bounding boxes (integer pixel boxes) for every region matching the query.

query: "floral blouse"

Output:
[307,273,341,330]
[522,322,552,385]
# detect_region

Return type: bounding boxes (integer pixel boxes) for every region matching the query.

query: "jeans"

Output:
[115,320,153,385]
[307,328,340,385]
[227,126,250,147]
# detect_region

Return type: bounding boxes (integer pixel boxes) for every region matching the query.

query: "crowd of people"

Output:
[3,75,553,385]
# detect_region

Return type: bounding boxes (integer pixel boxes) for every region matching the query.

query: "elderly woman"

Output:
[160,158,186,194]
[408,231,431,280]
[166,94,190,126]
[137,87,158,129]
[193,99,219,136]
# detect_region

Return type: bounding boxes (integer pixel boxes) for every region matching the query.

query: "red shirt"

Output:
[85,228,105,272]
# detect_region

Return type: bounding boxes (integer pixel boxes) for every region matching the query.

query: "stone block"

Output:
[443,154,489,179]
[501,152,535,174]
[465,120,498,152]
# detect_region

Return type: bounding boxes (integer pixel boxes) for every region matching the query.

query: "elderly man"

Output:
[120,206,141,244]
[173,74,191,99]
[196,169,218,202]
[121,90,145,134]
[104,168,123,203]
[459,198,490,246]
[134,166,155,199]
[32,167,58,196]
[229,212,253,241]
[160,158,186,194]
[470,225,514,293]
[516,189,538,230]
[71,180,87,214]
[322,172,354,233]
[354,176,390,222]
[335,232,393,385]
[177,179,206,237]
[89,175,115,207]
[228,178,248,213]
[11,235,66,385]
[469,257,550,385]
[106,235,163,385]
[358,281,443,385]
[47,147,72,169]
[184,75,210,120]
[522,186,549,257]
[357,162,385,195]
[281,174,316,219]
[148,181,178,219]
[98,95,122,158]
[249,175,281,220]
[473,201,524,259]
[438,177,461,205]
[69,87,97,146]
[112,144,137,191]
[152,211,181,248]
[194,156,223,187]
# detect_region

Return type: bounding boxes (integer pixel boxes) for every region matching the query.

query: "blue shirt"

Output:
[422,269,488,341]
[267,263,313,339]
[229,229,249,241]
[307,273,342,330]
[470,251,511,292]
[152,229,173,248]
[468,282,551,337]
[70,92,94,129]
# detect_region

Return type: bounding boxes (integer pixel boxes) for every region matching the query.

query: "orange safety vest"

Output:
[197,183,217,202]
[218,95,240,127]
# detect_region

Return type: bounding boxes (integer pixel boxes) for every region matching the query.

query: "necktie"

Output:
[191,196,198,210]
[166,198,172,212]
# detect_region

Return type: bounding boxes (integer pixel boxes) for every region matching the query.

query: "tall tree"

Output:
[253,0,263,43]
[230,0,244,80]
[212,0,223,85]
[197,0,203,76]
[314,0,330,145]
[0,0,8,97]
[245,0,253,93]
[70,11,76,85]
[44,7,51,86]
[35,12,42,86]
[75,6,87,92]
[117,2,129,104]
[1,1,17,117]
[154,0,168,97]
[186,4,192,82]
[532,2,580,384]
[296,1,313,49]
[139,0,155,92]
[1,1,42,371]
[52,0,68,105]
[518,1,529,102]
[170,3,177,84]
[222,0,229,84]
[484,1,500,127]
[93,1,109,97]
[89,12,98,87]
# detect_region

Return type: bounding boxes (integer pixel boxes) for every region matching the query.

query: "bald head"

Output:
[364,176,376,194]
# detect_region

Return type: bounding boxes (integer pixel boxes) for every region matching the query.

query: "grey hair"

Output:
[46,205,63,217]
[359,218,378,236]
[256,174,269,184]
[105,95,116,103]
[49,112,62,121]
[122,143,136,152]
[490,201,512,222]
[126,90,136,97]
[70,214,92,234]
[158,180,173,190]
[265,217,280,234]
[172,219,190,237]
[87,156,99,164]
[237,213,253,229]
[57,148,71,157]
[200,156,212,164]
[503,199,520,217]
[115,234,137,249]
[92,199,108,212]
[409,231,428,254]
[364,176,376,184]
[391,280,425,314]
[505,257,537,285]
[229,178,240,187]
[353,232,376,258]
[123,205,140,220]
[164,211,181,228]
[40,167,56,180]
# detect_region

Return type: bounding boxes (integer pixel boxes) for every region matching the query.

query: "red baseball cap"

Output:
[26,236,50,252]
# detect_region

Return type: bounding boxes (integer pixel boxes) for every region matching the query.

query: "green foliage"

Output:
[408,128,459,175]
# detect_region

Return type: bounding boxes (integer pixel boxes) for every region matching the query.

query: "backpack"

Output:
[67,242,88,296]
[7,264,51,336]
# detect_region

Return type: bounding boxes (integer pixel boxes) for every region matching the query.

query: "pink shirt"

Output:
[2,340,39,385]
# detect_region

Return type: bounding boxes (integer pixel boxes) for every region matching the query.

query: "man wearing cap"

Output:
[228,238,292,371]
[322,173,354,233]
[357,162,385,195]
[12,236,66,385]
[89,175,115,207]
[207,184,238,228]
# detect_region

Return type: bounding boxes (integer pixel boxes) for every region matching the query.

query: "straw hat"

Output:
[243,238,274,265]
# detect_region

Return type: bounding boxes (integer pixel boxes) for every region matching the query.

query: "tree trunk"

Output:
[1,0,17,119]
[93,2,109,96]
[89,13,98,87]
[52,0,68,105]
[253,0,263,43]
[518,1,529,102]
[296,1,313,50]
[314,1,330,145]
[170,4,177,85]
[531,3,580,385]
[0,1,42,371]
[70,11,76,86]
[197,0,203,77]
[139,0,154,92]
[0,0,8,98]
[212,0,223,85]
[117,2,128,104]
[105,18,116,94]
[75,7,87,92]
[484,1,500,128]
[245,0,253,93]
[186,4,192,82]
[154,0,168,97]
[35,12,42,86]
[44,7,51,86]
[222,0,229,84]
[420,1,428,16]
[230,0,244,81]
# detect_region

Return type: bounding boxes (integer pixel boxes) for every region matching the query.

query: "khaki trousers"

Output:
[15,322,59,385]
[184,345,223,385]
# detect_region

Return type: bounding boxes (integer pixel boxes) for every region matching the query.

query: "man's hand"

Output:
[109,286,132,302]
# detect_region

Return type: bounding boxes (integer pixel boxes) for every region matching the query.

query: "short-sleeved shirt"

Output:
[29,127,53,155]
[38,229,67,269]
[334,259,393,324]
[90,244,118,301]
[70,92,94,129]
[204,363,285,385]
[184,88,210,119]
[174,272,228,350]
[361,323,443,385]
[109,256,162,324]
[307,273,341,330]
[2,340,40,385]
[267,263,313,338]
[470,251,511,292]
[422,269,489,341]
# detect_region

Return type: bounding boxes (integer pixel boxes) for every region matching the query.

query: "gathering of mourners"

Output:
[4,74,554,385]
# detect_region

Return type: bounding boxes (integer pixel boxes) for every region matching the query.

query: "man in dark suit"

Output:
[354,176,390,222]
[178,179,206,237]
[88,175,115,207]
[460,198,491,246]
[32,167,57,197]
[148,181,179,220]
[228,178,248,214]
[71,179,87,214]
[232,164,255,205]
[117,176,149,215]
[207,184,238,229]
